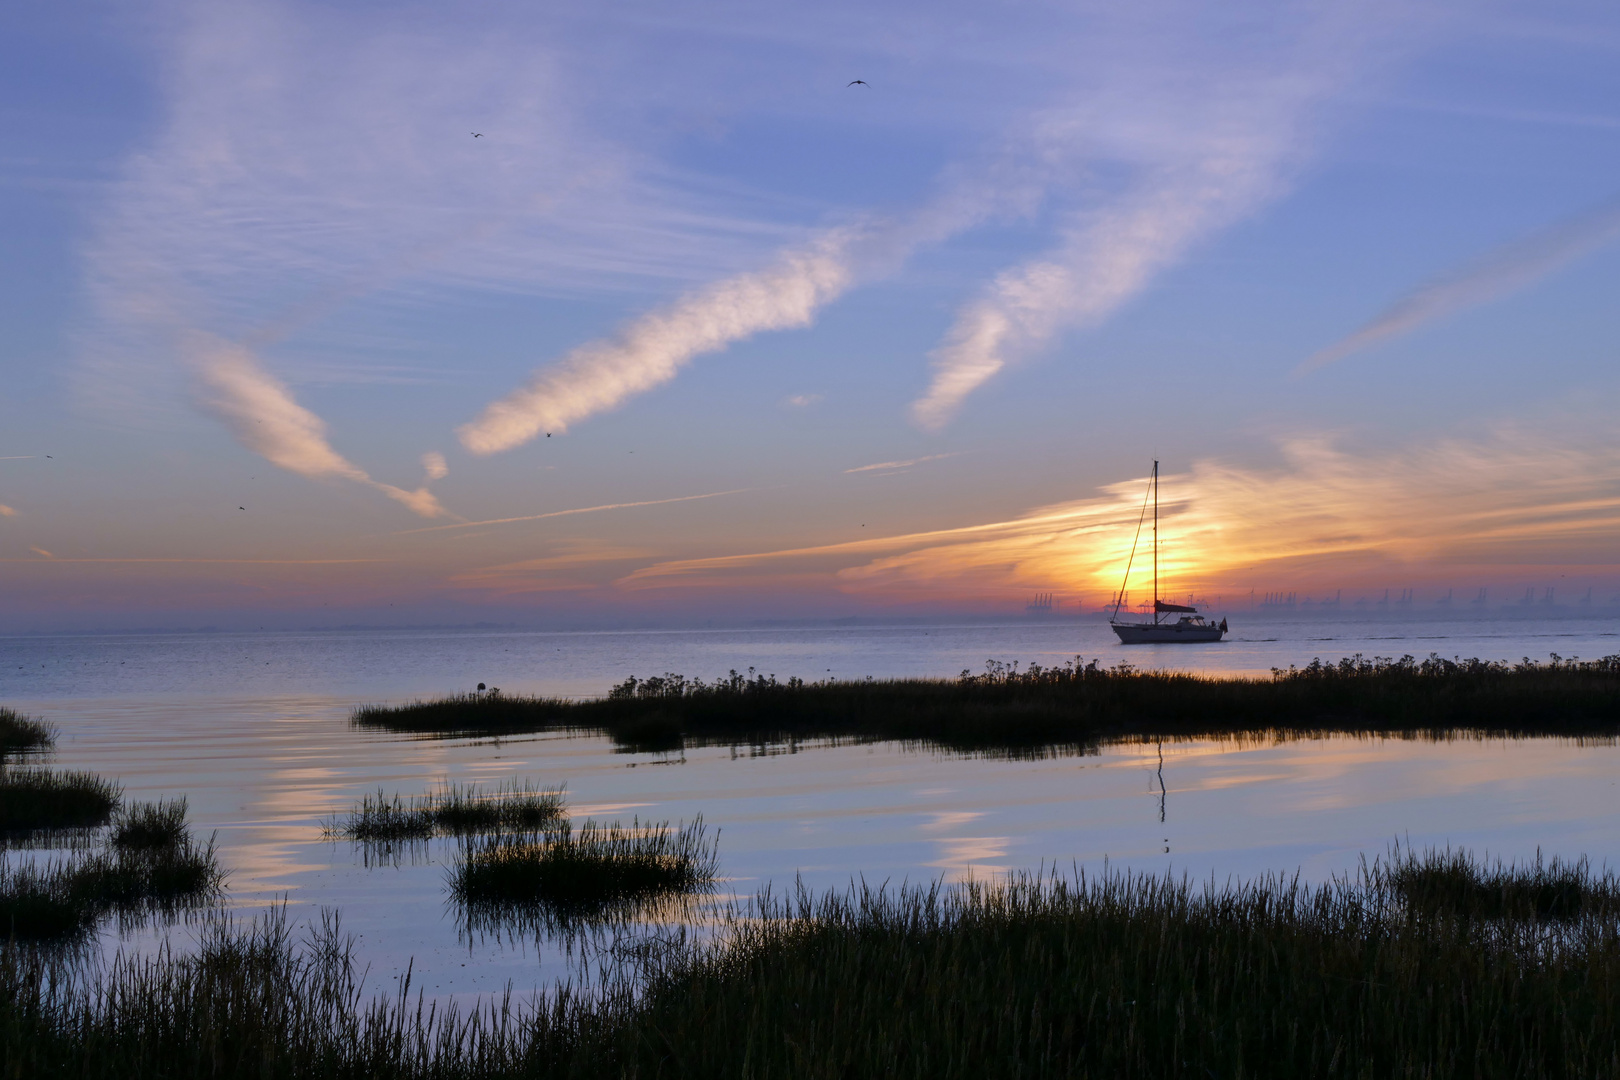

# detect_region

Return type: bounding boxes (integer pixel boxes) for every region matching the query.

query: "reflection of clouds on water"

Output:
[929,836,1010,881]
[922,810,984,831]
[571,802,655,817]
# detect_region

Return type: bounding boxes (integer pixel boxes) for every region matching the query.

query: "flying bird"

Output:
[847,80,869,87]
[239,506,245,510]
[471,132,483,138]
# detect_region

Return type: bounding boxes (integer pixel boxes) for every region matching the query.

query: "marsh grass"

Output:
[1388,845,1611,921]
[11,848,1620,1076]
[326,781,567,845]
[0,768,122,837]
[0,859,98,941]
[451,817,717,914]
[73,837,225,911]
[0,707,54,756]
[354,653,1620,754]
[0,799,223,942]
[112,799,190,850]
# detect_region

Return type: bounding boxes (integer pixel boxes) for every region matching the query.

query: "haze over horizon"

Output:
[6,0,1620,632]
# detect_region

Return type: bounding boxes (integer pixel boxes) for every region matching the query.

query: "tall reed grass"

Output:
[7,847,1620,1076]
[353,652,1620,753]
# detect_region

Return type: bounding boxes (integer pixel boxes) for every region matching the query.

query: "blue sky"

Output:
[5,0,1620,628]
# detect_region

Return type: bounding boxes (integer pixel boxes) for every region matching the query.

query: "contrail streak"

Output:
[1296,196,1620,376]
[396,487,754,535]
[845,452,962,473]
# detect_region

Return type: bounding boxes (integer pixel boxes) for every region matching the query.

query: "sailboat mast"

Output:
[1152,460,1159,624]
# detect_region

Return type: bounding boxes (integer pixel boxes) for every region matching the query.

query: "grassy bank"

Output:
[353,653,1620,753]
[6,847,1620,1077]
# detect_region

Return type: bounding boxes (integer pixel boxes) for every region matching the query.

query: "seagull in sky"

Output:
[847,80,868,87]
[471,132,483,137]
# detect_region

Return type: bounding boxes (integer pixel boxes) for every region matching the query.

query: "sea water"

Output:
[2,612,1619,1004]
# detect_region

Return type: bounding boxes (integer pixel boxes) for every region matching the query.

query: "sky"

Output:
[5,0,1620,630]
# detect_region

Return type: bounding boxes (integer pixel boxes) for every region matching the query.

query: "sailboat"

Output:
[1109,461,1227,644]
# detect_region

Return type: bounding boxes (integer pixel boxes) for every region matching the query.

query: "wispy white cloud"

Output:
[187,333,448,517]
[421,452,449,481]
[81,0,810,504]
[82,0,817,410]
[1296,195,1620,375]
[0,505,16,518]
[912,6,1404,429]
[783,393,823,409]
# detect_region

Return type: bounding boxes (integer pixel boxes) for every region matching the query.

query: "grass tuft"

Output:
[451,817,717,913]
[326,781,567,844]
[0,768,121,836]
[0,707,54,755]
[111,798,190,850]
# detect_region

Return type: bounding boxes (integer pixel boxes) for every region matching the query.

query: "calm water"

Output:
[4,613,1620,1003]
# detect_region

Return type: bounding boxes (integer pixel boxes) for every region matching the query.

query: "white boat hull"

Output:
[1111,621,1225,644]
